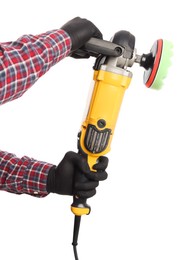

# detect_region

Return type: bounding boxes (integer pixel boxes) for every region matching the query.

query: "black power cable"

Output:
[72,216,81,260]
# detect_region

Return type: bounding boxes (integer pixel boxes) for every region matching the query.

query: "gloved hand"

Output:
[46,151,108,198]
[61,17,103,58]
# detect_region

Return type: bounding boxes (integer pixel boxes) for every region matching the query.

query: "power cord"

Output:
[72,216,81,260]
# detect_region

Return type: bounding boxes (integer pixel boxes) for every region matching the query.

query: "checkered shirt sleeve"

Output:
[0,150,54,197]
[0,29,71,105]
[0,29,71,196]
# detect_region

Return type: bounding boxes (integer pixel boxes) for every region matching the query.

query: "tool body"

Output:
[71,31,135,217]
[71,30,173,259]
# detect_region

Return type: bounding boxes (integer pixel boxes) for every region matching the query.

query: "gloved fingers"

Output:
[63,152,108,180]
[86,19,102,39]
[92,156,109,171]
[70,49,90,59]
[75,180,99,191]
[74,178,99,199]
[72,17,102,40]
[86,170,108,181]
[61,17,103,52]
[75,189,97,199]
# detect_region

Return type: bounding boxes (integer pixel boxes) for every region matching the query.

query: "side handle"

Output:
[83,38,123,57]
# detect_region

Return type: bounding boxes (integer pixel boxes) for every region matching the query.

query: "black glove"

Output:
[61,17,103,58]
[46,151,108,198]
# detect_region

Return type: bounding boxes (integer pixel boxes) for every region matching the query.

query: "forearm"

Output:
[0,29,71,105]
[0,150,54,197]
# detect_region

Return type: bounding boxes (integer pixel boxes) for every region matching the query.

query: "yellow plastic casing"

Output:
[79,68,132,170]
[71,206,90,216]
[71,67,132,216]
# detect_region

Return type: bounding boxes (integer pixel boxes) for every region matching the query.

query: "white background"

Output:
[0,0,188,260]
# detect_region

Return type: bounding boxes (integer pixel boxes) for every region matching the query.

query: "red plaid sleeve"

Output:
[0,150,54,197]
[0,29,71,105]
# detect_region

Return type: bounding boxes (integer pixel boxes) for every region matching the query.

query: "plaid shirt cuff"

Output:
[0,150,54,197]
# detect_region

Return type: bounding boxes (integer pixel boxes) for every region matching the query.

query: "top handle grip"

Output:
[83,38,123,57]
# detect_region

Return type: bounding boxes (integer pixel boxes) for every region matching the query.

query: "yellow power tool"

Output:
[71,30,173,259]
